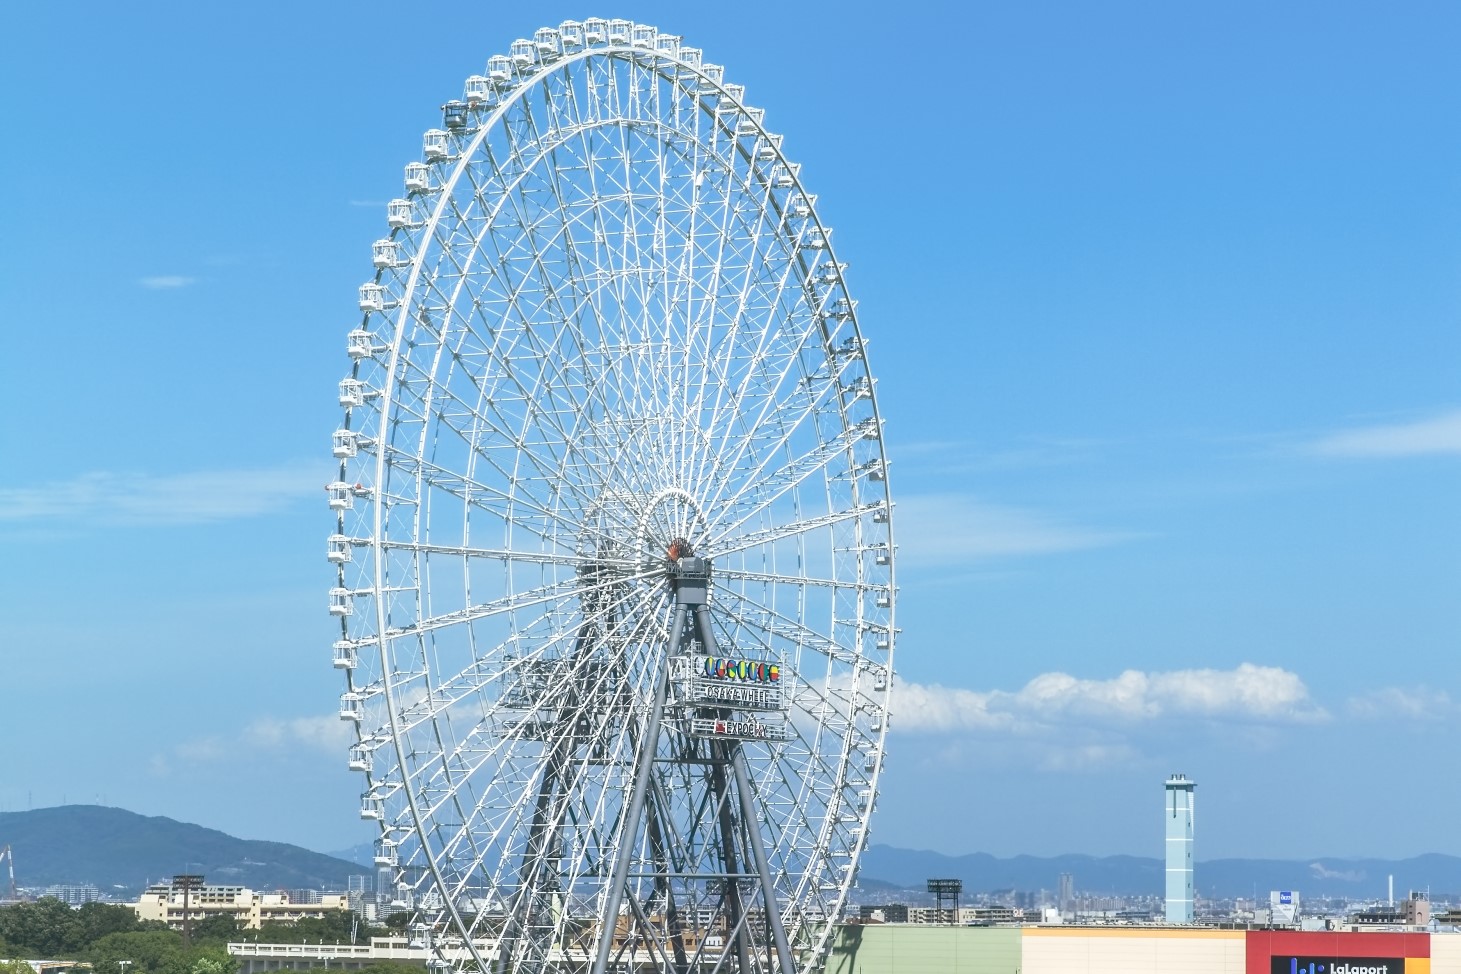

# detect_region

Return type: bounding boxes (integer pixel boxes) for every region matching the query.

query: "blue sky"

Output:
[2,1,1458,867]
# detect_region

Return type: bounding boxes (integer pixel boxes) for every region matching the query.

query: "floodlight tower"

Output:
[1164,774,1195,923]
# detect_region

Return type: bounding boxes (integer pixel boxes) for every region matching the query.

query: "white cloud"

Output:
[1027,664,1326,722]
[894,494,1133,566]
[1347,686,1452,721]
[897,734,1139,774]
[1310,409,1461,458]
[890,663,1327,735]
[885,680,1018,733]
[174,737,228,761]
[154,712,352,773]
[139,275,196,289]
[244,714,354,752]
[0,462,327,526]
[897,437,1108,474]
[1309,862,1365,882]
[1035,742,1140,772]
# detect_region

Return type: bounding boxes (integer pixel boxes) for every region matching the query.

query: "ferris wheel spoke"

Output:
[705,423,867,545]
[377,539,601,567]
[413,754,579,897]
[527,118,653,458]
[700,296,862,472]
[426,214,596,492]
[708,585,858,671]
[388,436,569,526]
[392,577,668,736]
[407,634,666,906]
[690,234,863,489]
[391,589,666,811]
[711,503,880,561]
[687,194,803,498]
[714,567,842,589]
[409,385,659,552]
[470,243,680,514]
[389,348,598,521]
[473,116,634,390]
[384,566,659,642]
[695,367,836,526]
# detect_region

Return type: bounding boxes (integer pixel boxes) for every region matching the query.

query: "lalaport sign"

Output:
[1272,959,1404,974]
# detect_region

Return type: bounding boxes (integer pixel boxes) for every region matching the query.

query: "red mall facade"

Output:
[1247,931,1431,974]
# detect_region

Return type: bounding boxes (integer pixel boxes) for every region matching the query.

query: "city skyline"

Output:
[2,1,1457,862]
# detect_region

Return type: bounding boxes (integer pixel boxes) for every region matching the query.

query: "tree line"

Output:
[0,900,422,974]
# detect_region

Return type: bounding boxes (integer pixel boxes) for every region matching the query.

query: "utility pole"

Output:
[172,874,204,947]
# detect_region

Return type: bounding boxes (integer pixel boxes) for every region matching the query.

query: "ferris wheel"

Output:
[327,20,895,974]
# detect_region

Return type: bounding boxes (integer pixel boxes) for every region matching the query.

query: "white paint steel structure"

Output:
[327,19,895,974]
[1164,774,1195,924]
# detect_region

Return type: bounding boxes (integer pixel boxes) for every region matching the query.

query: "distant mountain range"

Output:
[5,806,1457,903]
[0,806,367,894]
[857,845,1461,900]
[328,841,376,868]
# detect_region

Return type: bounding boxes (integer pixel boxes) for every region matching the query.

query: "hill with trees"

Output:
[0,806,366,895]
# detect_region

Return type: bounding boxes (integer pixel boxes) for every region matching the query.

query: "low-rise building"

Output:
[43,884,103,905]
[229,938,431,974]
[1347,893,1431,929]
[857,904,909,923]
[131,881,348,930]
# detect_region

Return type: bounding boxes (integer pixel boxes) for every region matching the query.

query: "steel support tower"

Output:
[591,553,796,974]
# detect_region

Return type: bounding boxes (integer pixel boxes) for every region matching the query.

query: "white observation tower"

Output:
[1164,773,1195,923]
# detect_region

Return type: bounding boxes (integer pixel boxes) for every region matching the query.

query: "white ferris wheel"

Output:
[327,19,895,974]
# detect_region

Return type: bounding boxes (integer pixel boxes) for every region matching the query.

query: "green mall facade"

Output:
[824,924,1452,974]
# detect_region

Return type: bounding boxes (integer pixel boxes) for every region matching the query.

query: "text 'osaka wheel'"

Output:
[328,19,895,974]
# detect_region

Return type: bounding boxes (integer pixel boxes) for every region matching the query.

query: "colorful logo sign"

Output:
[699,656,780,684]
[1272,959,1403,974]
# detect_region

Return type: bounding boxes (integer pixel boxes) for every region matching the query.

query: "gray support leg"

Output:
[591,603,687,974]
[732,750,796,974]
[708,743,753,974]
[645,776,690,973]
